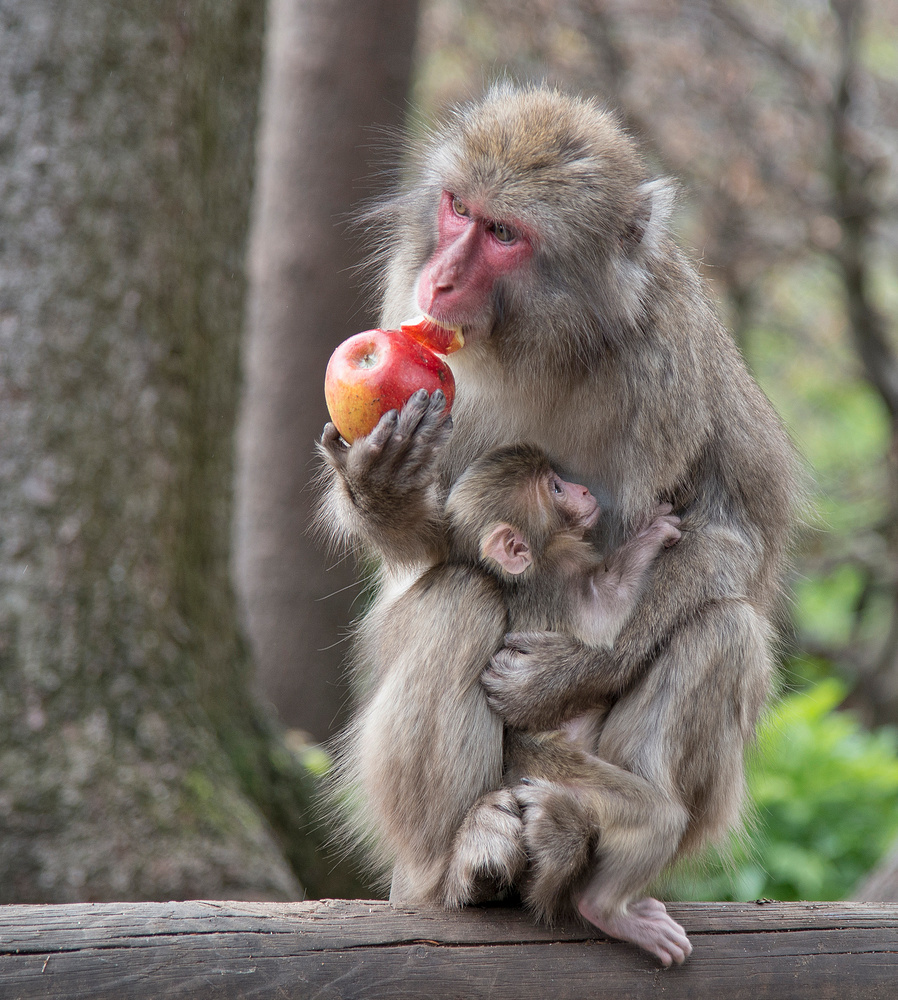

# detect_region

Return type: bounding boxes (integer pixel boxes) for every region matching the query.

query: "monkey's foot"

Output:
[577,895,692,967]
[513,779,593,921]
[442,789,525,907]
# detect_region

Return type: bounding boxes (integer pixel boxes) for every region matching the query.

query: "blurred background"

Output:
[0,0,896,906]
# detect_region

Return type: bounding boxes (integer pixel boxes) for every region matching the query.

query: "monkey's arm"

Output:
[584,507,681,642]
[483,518,760,730]
[316,389,452,566]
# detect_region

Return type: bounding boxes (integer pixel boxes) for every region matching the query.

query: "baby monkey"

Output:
[334,443,683,962]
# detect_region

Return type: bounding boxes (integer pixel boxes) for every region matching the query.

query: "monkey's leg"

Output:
[441,789,526,907]
[568,774,692,968]
[501,730,601,919]
[512,778,594,913]
[511,757,691,967]
[569,599,770,966]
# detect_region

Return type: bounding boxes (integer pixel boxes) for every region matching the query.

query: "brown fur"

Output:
[331,443,681,949]
[332,561,506,898]
[319,84,800,966]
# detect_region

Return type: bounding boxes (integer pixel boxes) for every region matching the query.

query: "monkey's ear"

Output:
[481,523,533,576]
[624,178,677,256]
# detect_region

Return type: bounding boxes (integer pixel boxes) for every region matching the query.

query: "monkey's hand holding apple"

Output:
[319,321,460,566]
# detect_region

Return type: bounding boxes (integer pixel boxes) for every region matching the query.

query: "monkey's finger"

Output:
[320,422,347,452]
[321,421,341,444]
[319,422,349,469]
[482,664,508,692]
[422,387,445,416]
[414,389,454,443]
[396,389,452,455]
[501,631,528,652]
[377,391,437,468]
[345,410,400,477]
[365,408,400,449]
[502,630,552,654]
[393,388,433,437]
[641,513,681,539]
[654,921,692,967]
[487,646,525,676]
[395,391,453,475]
[653,516,682,544]
[482,661,521,715]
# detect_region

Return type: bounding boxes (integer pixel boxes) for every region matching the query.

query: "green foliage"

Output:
[745,257,894,683]
[748,262,890,538]
[668,680,898,902]
[792,565,866,651]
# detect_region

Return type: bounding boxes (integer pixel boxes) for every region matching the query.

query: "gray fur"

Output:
[319,85,800,967]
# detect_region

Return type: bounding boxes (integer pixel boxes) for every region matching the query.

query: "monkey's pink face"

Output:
[416,191,533,340]
[549,472,601,532]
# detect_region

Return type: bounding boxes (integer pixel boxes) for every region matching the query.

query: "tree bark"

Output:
[235,0,421,740]
[0,0,302,902]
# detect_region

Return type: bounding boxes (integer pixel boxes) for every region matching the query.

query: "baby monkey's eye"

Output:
[550,477,564,495]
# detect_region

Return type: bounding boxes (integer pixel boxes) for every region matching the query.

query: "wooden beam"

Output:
[0,899,896,999]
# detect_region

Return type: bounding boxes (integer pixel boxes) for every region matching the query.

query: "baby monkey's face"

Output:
[547,471,601,534]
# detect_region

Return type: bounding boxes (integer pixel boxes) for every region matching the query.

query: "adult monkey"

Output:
[319,85,799,961]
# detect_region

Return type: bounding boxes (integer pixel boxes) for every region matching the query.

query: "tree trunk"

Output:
[235,0,421,741]
[0,0,302,902]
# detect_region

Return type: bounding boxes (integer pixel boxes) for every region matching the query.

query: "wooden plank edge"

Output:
[1,898,897,950]
[0,901,896,1000]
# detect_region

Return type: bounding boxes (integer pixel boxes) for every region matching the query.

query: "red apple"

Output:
[325,328,455,443]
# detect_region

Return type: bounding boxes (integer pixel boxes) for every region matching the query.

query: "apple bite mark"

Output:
[324,328,455,443]
[400,316,465,355]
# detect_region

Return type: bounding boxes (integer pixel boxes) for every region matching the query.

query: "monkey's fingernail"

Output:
[519,777,533,786]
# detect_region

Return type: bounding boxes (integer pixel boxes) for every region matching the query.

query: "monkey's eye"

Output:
[491,221,517,244]
[550,477,564,495]
[451,196,470,217]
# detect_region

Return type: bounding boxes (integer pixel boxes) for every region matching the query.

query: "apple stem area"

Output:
[352,347,380,369]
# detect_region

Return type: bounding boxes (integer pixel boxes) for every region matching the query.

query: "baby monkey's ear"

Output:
[481,523,533,576]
